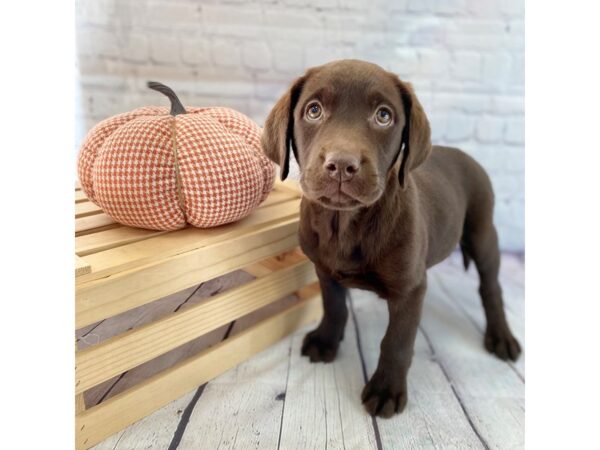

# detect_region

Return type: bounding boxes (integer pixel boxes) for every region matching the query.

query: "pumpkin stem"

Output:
[147,81,187,116]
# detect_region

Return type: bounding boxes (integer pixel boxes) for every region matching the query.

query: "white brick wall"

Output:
[75,0,524,251]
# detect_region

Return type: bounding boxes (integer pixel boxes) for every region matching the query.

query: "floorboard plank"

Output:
[441,252,524,313]
[419,275,525,450]
[430,258,525,378]
[350,289,486,449]
[90,391,197,450]
[177,337,292,449]
[278,309,379,450]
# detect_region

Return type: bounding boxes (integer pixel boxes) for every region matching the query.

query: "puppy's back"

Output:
[419,145,495,206]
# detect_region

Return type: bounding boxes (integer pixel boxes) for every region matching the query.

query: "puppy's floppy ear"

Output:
[395,79,432,189]
[261,76,306,181]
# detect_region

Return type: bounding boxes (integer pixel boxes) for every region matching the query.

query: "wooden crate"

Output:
[75,180,322,449]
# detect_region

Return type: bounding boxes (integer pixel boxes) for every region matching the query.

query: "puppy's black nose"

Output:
[324,154,360,181]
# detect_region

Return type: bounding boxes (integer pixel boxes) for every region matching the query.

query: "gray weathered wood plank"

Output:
[174,294,305,449]
[430,260,525,377]
[177,337,292,449]
[278,307,379,450]
[90,391,197,450]
[440,251,524,314]
[419,275,525,450]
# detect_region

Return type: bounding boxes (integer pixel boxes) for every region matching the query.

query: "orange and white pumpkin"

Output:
[78,82,275,230]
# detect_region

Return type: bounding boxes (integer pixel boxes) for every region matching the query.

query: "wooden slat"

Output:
[89,327,233,411]
[73,180,293,224]
[82,273,253,407]
[73,180,296,245]
[75,294,323,450]
[75,190,88,203]
[75,219,299,328]
[77,199,301,283]
[76,393,86,414]
[76,227,168,256]
[75,260,317,394]
[76,274,249,351]
[76,214,119,236]
[76,333,87,414]
[296,281,320,299]
[242,248,307,278]
[242,263,273,278]
[257,248,307,272]
[75,190,296,257]
[76,201,104,218]
[75,255,92,277]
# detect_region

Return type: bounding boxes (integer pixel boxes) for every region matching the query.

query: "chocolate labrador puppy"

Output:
[261,59,521,418]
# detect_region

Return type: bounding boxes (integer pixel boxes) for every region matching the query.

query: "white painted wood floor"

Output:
[92,253,524,450]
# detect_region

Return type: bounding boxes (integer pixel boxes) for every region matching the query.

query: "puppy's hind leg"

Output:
[462,219,521,361]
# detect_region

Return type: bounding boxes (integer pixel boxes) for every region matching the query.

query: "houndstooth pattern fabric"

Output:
[77,106,275,230]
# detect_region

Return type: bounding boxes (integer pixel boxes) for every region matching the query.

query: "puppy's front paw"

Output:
[485,326,521,361]
[361,371,407,418]
[301,330,341,363]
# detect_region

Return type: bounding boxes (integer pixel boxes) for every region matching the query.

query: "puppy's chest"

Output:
[318,246,390,296]
[317,239,364,275]
[302,220,389,295]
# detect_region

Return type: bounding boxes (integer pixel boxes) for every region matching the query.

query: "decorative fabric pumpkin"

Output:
[78,82,275,230]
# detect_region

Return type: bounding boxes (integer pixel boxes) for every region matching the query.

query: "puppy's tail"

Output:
[460,241,472,271]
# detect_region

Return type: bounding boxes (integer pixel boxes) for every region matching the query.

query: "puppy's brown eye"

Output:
[305,101,323,121]
[374,106,393,127]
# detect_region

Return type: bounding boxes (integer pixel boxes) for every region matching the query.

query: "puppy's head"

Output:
[262,59,432,211]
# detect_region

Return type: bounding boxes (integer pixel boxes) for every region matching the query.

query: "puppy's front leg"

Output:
[362,279,426,417]
[301,268,348,363]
